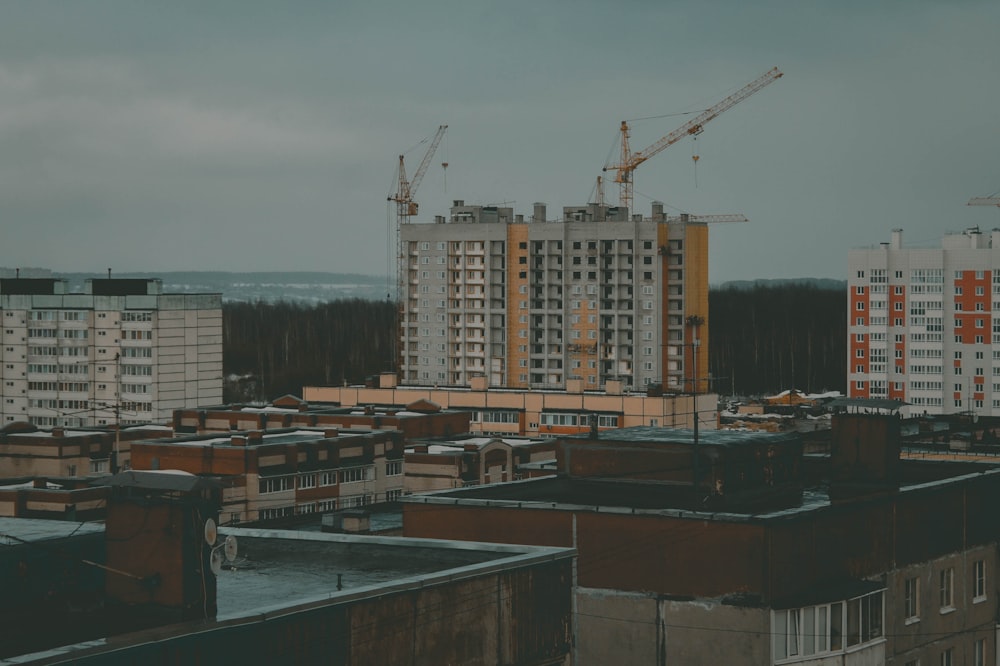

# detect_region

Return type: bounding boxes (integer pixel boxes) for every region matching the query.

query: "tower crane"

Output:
[603,67,783,213]
[387,125,447,374]
[388,125,447,305]
[968,196,1000,207]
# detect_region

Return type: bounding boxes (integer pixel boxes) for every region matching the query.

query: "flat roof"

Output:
[0,517,104,547]
[9,525,573,662]
[567,426,800,447]
[214,529,569,619]
[403,461,1000,522]
[138,428,385,449]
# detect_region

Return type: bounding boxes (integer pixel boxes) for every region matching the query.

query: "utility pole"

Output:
[686,315,704,503]
[113,352,121,473]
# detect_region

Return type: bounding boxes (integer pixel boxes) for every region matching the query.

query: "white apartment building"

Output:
[848,227,1000,415]
[400,200,710,392]
[0,277,222,427]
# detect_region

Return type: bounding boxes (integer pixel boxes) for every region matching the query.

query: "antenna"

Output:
[203,517,217,546]
[210,548,224,576]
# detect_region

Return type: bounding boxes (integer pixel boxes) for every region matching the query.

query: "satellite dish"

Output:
[210,547,224,576]
[203,518,217,546]
[224,535,238,562]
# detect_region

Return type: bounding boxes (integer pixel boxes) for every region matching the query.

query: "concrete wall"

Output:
[48,556,573,666]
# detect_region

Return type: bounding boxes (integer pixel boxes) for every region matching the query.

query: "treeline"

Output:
[709,284,846,396]
[223,284,847,402]
[223,299,396,401]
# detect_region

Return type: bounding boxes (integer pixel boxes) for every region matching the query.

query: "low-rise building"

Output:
[405,435,557,493]
[0,515,574,665]
[129,427,405,525]
[0,476,107,520]
[173,394,471,440]
[0,422,174,477]
[403,406,1000,665]
[304,372,717,437]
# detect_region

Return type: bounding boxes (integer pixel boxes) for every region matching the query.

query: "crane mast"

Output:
[388,125,447,373]
[604,67,783,212]
[389,125,447,299]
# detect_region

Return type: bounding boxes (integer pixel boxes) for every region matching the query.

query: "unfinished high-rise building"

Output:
[399,200,710,392]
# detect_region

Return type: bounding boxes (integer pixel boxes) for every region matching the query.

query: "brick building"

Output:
[172,393,471,440]
[403,408,1000,665]
[304,373,716,437]
[130,427,404,524]
[405,435,557,493]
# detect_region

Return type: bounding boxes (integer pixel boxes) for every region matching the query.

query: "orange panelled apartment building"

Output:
[397,200,711,394]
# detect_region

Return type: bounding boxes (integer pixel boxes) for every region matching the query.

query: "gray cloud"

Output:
[1,0,998,281]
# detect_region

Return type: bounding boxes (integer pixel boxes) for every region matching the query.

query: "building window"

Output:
[319,471,337,486]
[299,474,316,489]
[386,461,403,476]
[975,639,985,666]
[904,577,919,623]
[941,647,953,666]
[340,466,373,483]
[259,476,293,494]
[974,559,986,602]
[939,568,954,611]
[773,591,882,660]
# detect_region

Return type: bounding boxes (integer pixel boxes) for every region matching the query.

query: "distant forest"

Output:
[708,285,846,396]
[223,300,396,401]
[222,284,846,402]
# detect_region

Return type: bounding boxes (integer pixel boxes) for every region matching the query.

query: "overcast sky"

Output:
[2,1,998,284]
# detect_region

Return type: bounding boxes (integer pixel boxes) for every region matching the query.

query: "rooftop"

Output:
[403,457,1000,522]
[139,427,385,449]
[2,521,573,662]
[568,426,800,447]
[0,517,104,546]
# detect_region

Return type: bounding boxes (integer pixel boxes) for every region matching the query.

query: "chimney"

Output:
[890,228,903,250]
[324,428,340,438]
[829,410,902,501]
[103,471,222,619]
[532,203,547,224]
[51,427,65,438]
[230,435,247,447]
[651,201,664,221]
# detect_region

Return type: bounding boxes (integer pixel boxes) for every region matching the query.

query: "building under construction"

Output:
[393,68,782,395]
[399,200,716,393]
